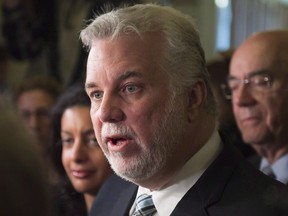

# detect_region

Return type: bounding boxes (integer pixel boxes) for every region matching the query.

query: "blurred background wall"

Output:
[0,0,288,89]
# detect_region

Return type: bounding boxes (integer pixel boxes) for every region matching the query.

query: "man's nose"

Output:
[98,94,124,123]
[27,114,41,130]
[232,84,257,107]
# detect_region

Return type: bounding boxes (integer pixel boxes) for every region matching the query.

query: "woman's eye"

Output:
[61,138,74,146]
[87,137,99,147]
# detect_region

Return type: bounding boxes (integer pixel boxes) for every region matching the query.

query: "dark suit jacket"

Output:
[90,137,288,216]
[247,154,261,168]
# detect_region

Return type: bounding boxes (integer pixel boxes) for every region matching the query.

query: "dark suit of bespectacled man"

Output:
[80,3,288,216]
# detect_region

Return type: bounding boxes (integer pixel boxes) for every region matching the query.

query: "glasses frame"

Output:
[220,83,232,100]
[226,72,273,96]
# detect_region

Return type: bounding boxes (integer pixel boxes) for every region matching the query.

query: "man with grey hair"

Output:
[81,4,288,216]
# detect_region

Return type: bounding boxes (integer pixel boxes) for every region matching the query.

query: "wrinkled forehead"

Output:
[231,33,288,76]
[230,44,287,79]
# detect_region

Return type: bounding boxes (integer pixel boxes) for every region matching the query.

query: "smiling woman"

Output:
[49,83,112,216]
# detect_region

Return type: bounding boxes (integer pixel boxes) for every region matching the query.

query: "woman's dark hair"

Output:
[50,83,90,216]
[50,83,90,175]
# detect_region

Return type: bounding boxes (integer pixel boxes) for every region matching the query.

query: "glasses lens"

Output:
[250,75,271,90]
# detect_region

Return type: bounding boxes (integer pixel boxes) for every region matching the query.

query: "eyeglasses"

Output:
[220,83,232,100]
[226,73,273,97]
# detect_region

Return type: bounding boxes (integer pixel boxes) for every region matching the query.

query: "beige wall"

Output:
[171,0,217,60]
[1,0,288,88]
[144,0,217,60]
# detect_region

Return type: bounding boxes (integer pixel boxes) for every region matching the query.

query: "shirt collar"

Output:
[260,153,288,184]
[134,129,222,216]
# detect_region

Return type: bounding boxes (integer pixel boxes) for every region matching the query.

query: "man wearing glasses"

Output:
[228,30,288,184]
[207,50,255,158]
[14,76,62,151]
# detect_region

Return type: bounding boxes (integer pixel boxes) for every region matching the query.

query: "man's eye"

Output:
[93,91,103,100]
[125,85,138,93]
[251,75,271,87]
[20,111,31,119]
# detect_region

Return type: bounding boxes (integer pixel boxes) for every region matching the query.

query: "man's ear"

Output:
[187,81,207,122]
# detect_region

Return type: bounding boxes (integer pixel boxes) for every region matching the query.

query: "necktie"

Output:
[262,166,276,179]
[133,194,157,216]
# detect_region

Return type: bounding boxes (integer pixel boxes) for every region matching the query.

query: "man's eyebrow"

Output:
[247,70,270,77]
[85,82,97,91]
[85,71,144,90]
[227,70,270,80]
[117,71,144,82]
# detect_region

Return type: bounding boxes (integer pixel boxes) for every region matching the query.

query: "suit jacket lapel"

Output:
[171,189,207,216]
[247,154,261,169]
[110,182,138,216]
[89,174,138,216]
[171,135,243,216]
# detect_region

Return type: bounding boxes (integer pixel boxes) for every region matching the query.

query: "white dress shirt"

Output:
[260,153,288,184]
